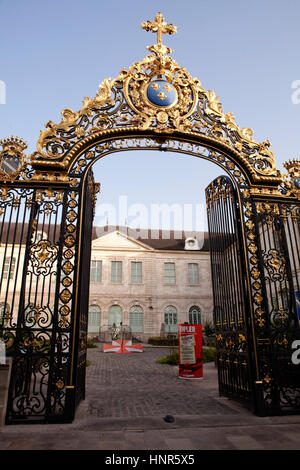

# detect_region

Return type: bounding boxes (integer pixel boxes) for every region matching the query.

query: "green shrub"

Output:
[87,338,98,348]
[204,321,215,337]
[203,347,216,363]
[156,348,216,366]
[156,351,179,365]
[148,336,178,346]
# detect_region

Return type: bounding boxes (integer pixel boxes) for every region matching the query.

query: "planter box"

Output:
[148,337,178,346]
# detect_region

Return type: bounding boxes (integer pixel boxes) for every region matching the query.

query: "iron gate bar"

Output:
[5,191,38,423]
[74,172,94,411]
[45,189,68,421]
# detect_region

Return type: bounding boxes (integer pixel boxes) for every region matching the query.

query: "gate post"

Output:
[64,386,76,423]
[253,380,267,417]
[0,358,11,425]
[68,171,97,417]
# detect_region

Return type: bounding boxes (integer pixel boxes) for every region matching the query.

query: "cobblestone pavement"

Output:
[80,346,236,419]
[1,344,300,451]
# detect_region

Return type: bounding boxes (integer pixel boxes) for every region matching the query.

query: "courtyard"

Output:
[0,344,300,450]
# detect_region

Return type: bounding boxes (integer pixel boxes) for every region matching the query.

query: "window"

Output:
[214,306,223,326]
[188,263,199,285]
[129,305,144,332]
[212,263,222,287]
[189,305,202,324]
[108,305,122,327]
[0,302,10,324]
[273,230,281,252]
[90,260,102,282]
[282,289,289,310]
[111,261,122,283]
[184,237,200,250]
[88,305,101,333]
[164,262,176,284]
[164,305,178,333]
[131,261,142,283]
[273,219,284,253]
[3,257,15,280]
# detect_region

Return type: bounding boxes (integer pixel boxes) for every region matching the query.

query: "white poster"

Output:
[179,334,196,364]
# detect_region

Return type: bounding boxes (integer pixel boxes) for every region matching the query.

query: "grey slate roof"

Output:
[93,226,210,251]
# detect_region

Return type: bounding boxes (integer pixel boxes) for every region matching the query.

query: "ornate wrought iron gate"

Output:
[0,13,299,423]
[251,197,300,414]
[206,176,300,415]
[1,183,69,423]
[0,166,96,423]
[206,176,255,411]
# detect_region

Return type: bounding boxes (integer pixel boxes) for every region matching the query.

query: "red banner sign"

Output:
[103,340,143,353]
[179,323,203,379]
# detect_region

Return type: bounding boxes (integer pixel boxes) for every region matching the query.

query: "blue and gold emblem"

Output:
[294,177,300,189]
[146,79,177,108]
[0,137,27,183]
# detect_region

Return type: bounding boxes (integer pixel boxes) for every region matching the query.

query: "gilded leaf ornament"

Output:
[36,78,115,157]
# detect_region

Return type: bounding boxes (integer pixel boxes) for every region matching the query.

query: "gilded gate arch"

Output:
[0,13,299,423]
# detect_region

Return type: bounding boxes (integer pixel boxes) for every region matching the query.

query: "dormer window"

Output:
[184,237,199,250]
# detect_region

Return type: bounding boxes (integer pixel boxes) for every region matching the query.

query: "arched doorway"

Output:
[0,13,299,424]
[129,305,144,333]
[108,305,122,328]
[164,305,178,334]
[189,306,201,324]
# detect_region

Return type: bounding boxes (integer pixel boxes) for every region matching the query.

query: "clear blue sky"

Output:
[1,0,299,230]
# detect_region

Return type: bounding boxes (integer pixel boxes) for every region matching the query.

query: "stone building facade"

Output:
[88,226,214,341]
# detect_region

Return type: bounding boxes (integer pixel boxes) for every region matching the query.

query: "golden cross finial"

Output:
[141,12,177,56]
